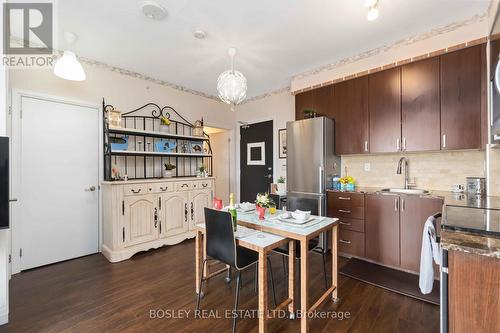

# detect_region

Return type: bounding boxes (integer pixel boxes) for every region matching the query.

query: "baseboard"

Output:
[0,309,8,326]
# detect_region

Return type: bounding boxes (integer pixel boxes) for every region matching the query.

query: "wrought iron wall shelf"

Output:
[103,99,213,181]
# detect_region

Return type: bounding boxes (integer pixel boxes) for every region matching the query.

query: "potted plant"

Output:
[277,176,286,194]
[197,165,208,177]
[255,193,274,220]
[163,163,176,178]
[159,116,171,133]
[339,175,355,191]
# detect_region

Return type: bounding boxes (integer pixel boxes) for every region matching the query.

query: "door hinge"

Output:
[20,107,22,119]
[8,106,12,115]
[19,248,23,258]
[122,227,125,242]
[122,200,125,215]
[8,254,11,263]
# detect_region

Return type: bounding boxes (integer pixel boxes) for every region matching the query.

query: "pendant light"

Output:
[53,32,86,81]
[217,47,247,110]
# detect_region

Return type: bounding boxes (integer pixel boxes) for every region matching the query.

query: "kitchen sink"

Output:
[380,188,429,195]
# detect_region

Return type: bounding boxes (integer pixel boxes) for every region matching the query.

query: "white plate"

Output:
[278,216,316,225]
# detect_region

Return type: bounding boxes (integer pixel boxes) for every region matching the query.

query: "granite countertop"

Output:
[440,229,500,259]
[326,187,500,210]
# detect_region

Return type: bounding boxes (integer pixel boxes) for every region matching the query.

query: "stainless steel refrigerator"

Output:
[286,117,340,216]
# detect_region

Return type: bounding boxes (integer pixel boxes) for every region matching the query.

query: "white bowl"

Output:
[240,202,255,211]
[291,210,311,220]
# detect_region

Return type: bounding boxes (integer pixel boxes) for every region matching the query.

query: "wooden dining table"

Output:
[194,210,339,333]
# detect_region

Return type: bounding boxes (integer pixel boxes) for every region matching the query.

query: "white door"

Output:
[17,96,99,270]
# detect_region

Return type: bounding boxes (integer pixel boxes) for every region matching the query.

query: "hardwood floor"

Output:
[0,240,439,333]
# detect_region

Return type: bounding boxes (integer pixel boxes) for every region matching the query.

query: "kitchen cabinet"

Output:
[448,250,500,333]
[369,67,402,153]
[190,189,212,231]
[327,191,365,257]
[295,85,334,120]
[399,196,443,272]
[402,57,441,151]
[102,178,214,262]
[334,77,369,154]
[160,192,189,238]
[123,194,158,247]
[440,45,483,150]
[365,194,400,267]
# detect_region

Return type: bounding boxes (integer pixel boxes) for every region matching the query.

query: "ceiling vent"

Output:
[141,1,167,21]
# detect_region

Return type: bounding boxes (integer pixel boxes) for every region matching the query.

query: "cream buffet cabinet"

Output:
[102,177,214,262]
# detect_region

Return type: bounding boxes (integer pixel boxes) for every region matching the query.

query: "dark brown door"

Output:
[369,68,401,153]
[402,58,441,151]
[365,194,400,266]
[440,45,482,150]
[240,120,273,203]
[399,196,443,273]
[334,76,369,154]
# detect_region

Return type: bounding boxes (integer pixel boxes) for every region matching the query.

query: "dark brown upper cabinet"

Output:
[402,57,441,151]
[334,76,369,155]
[294,85,334,120]
[369,68,402,153]
[440,45,482,150]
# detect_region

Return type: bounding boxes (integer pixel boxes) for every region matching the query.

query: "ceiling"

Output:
[56,0,490,99]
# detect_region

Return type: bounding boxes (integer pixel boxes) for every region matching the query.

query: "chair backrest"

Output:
[287,197,318,215]
[204,208,237,268]
[269,194,281,209]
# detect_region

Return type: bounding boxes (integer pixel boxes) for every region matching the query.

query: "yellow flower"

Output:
[160,116,171,126]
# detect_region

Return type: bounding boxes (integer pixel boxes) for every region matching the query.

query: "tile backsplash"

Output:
[341,150,485,191]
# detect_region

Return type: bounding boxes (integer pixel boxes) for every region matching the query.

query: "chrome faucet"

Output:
[396,157,413,190]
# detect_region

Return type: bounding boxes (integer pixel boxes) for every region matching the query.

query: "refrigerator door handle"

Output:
[319,166,324,193]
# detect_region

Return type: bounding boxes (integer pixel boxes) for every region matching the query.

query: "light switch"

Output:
[364,163,371,172]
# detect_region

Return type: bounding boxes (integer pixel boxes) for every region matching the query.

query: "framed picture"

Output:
[278,129,287,159]
[190,142,204,154]
[247,142,266,165]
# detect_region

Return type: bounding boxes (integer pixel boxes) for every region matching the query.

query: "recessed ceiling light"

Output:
[193,30,206,40]
[367,6,379,21]
[141,1,167,21]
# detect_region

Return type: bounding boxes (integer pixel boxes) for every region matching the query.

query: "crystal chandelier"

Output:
[217,47,247,110]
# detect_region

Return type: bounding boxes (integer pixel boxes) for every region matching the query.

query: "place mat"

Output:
[267,216,326,228]
[234,226,260,239]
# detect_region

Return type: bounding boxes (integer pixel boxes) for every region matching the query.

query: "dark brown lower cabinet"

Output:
[449,250,500,333]
[365,194,400,267]
[399,196,443,272]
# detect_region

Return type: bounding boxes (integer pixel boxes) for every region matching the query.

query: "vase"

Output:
[163,170,173,178]
[346,183,355,191]
[256,206,266,220]
[276,183,286,195]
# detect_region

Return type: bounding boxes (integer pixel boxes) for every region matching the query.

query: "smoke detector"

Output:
[141,1,167,21]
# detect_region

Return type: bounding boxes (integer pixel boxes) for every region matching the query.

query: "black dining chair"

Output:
[196,208,277,333]
[272,197,328,290]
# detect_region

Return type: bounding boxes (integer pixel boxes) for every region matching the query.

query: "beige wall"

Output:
[342,150,485,191]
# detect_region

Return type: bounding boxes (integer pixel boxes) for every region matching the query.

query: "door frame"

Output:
[236,116,276,202]
[9,89,102,274]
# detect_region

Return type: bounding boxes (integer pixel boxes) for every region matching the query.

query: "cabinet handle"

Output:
[202,183,208,188]
[122,227,125,242]
[364,140,368,152]
[181,184,189,188]
[402,137,407,151]
[396,138,400,151]
[338,209,351,213]
[338,196,351,200]
[339,239,351,244]
[131,189,141,194]
[122,200,125,216]
[154,208,158,228]
[191,202,194,221]
[158,197,161,210]
[442,134,446,149]
[160,186,168,191]
[394,197,399,212]
[401,199,405,212]
[339,221,351,226]
[185,203,188,222]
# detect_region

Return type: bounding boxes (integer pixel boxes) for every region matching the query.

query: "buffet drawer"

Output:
[123,184,153,196]
[152,183,174,193]
[175,181,195,191]
[338,217,365,233]
[198,180,213,189]
[338,229,365,257]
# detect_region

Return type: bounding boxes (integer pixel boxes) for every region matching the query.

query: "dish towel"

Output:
[419,216,442,294]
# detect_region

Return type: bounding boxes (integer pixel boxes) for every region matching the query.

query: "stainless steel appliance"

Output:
[466,177,486,196]
[286,117,340,216]
[0,137,9,229]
